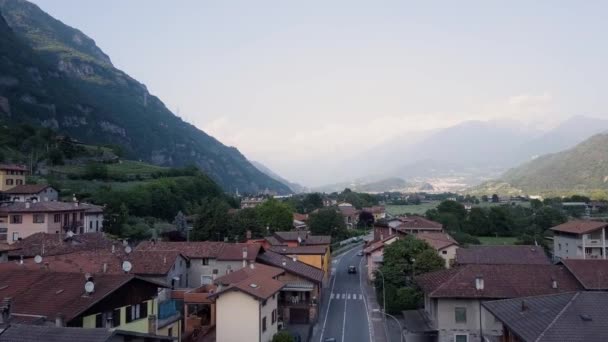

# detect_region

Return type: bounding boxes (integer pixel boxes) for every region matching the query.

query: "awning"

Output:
[282,281,314,292]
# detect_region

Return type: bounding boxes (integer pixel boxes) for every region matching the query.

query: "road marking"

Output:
[359,294,363,300]
[330,293,335,299]
[341,290,348,342]
[319,253,339,342]
[358,248,374,342]
[347,294,351,300]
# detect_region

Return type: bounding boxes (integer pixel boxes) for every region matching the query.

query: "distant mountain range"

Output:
[0,0,291,194]
[470,133,608,196]
[312,177,433,193]
[250,161,307,194]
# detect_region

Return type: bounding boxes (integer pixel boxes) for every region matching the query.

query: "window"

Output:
[271,309,277,324]
[455,334,468,342]
[16,179,23,185]
[201,275,213,285]
[262,299,267,307]
[33,214,45,224]
[0,228,7,242]
[202,258,209,265]
[442,250,448,255]
[558,243,562,251]
[262,316,267,332]
[112,308,121,327]
[12,232,19,242]
[168,327,173,337]
[125,302,148,323]
[5,179,13,186]
[455,307,467,323]
[54,214,61,223]
[95,313,103,328]
[90,221,93,229]
[10,215,22,224]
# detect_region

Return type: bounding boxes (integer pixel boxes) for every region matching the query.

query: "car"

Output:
[324,339,337,342]
[357,250,364,256]
[348,265,357,274]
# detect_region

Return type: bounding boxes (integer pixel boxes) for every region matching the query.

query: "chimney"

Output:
[250,263,255,270]
[103,263,108,273]
[292,257,297,262]
[242,247,248,260]
[282,259,287,266]
[246,230,252,240]
[25,201,31,209]
[163,256,167,264]
[0,297,11,324]
[552,278,558,289]
[475,275,484,291]
[111,244,115,254]
[55,313,65,327]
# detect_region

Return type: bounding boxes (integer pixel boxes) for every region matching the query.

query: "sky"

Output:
[30,1,608,186]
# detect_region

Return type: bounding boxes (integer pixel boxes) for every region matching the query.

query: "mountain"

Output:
[0,0,290,194]
[250,160,307,193]
[472,133,608,196]
[312,177,432,193]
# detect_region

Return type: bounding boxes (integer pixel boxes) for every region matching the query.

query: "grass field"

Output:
[386,202,438,215]
[476,236,518,245]
[50,160,168,178]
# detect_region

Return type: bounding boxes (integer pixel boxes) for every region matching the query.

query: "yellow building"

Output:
[269,245,331,281]
[0,164,27,191]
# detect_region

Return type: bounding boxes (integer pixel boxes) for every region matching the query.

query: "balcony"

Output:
[62,221,83,233]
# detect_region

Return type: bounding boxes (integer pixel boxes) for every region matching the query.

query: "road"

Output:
[317,245,373,342]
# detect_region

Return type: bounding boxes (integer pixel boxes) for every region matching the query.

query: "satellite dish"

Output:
[34,255,42,264]
[122,261,132,273]
[122,240,128,247]
[124,246,132,254]
[84,281,95,294]
[66,231,74,238]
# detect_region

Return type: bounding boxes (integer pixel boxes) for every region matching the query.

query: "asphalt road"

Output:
[318,245,372,342]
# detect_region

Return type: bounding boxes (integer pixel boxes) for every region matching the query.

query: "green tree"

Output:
[271,331,294,342]
[308,208,348,240]
[83,162,109,180]
[230,208,264,240]
[256,199,293,233]
[463,207,490,236]
[191,198,231,241]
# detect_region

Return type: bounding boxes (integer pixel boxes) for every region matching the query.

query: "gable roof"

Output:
[416,264,582,299]
[8,232,113,258]
[363,235,399,254]
[397,216,443,230]
[135,240,225,259]
[0,269,164,323]
[214,263,285,286]
[0,164,27,172]
[337,206,358,217]
[456,245,550,265]
[273,231,331,245]
[0,201,86,213]
[2,184,54,195]
[415,232,458,251]
[0,325,175,342]
[210,273,284,301]
[483,292,608,342]
[217,243,261,261]
[269,245,327,255]
[560,259,608,290]
[551,220,608,234]
[257,250,324,283]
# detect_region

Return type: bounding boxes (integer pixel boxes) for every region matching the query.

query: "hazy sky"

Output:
[30,1,608,185]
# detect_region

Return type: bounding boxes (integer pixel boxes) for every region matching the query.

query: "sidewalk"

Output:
[361,264,388,342]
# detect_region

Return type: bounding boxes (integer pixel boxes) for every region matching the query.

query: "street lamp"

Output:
[375,268,386,314]
[372,309,404,342]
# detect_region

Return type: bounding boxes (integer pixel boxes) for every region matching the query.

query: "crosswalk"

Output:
[330,292,364,300]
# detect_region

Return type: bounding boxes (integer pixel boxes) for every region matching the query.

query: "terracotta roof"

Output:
[264,236,285,246]
[257,250,324,283]
[79,203,104,214]
[136,240,225,259]
[483,292,608,342]
[217,243,260,261]
[551,220,608,234]
[293,213,309,222]
[269,245,327,255]
[0,325,175,342]
[363,235,399,254]
[397,216,443,230]
[0,269,164,323]
[214,263,285,286]
[338,206,358,217]
[0,243,20,252]
[8,232,113,258]
[273,231,331,245]
[0,201,86,213]
[415,232,458,251]
[456,245,550,265]
[210,273,284,301]
[2,184,53,195]
[0,164,27,171]
[560,259,608,290]
[416,264,582,299]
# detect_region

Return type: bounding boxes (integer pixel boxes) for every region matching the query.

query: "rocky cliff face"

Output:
[0,0,291,194]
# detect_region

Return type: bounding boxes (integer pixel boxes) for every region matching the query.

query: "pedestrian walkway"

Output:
[330,292,364,300]
[360,266,388,342]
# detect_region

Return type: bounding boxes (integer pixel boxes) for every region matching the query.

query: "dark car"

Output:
[324,339,337,342]
[348,265,357,274]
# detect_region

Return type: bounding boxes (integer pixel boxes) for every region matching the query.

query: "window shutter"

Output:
[126,306,133,323]
[140,302,148,318]
[112,309,121,327]
[95,313,103,328]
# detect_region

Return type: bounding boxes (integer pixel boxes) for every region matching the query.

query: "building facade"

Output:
[551,220,608,261]
[0,164,26,192]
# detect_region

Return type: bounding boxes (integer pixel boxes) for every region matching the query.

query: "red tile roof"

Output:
[560,259,608,290]
[214,263,285,286]
[0,201,86,213]
[415,232,458,251]
[257,250,324,283]
[550,220,608,234]
[416,264,582,299]
[293,213,309,222]
[456,245,551,265]
[0,269,164,323]
[8,232,114,258]
[217,243,261,261]
[2,184,53,194]
[273,231,331,245]
[136,240,225,259]
[338,206,358,217]
[0,243,20,252]
[363,235,400,254]
[269,245,327,255]
[0,164,27,171]
[397,216,443,230]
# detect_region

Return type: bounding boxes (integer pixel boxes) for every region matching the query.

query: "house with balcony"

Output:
[363,234,400,280]
[0,201,87,243]
[0,267,180,339]
[171,284,217,340]
[0,164,27,192]
[550,220,608,261]
[268,245,330,282]
[415,231,459,268]
[1,184,59,203]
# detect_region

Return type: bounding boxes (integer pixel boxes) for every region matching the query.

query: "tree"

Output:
[256,199,293,233]
[191,198,231,241]
[308,208,348,240]
[358,210,375,228]
[481,195,489,202]
[103,202,130,237]
[83,162,108,180]
[463,207,490,236]
[436,200,467,221]
[491,194,500,203]
[300,193,324,213]
[272,331,294,342]
[230,208,264,240]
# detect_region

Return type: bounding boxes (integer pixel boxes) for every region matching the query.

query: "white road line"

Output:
[319,255,339,342]
[359,294,363,300]
[341,291,348,342]
[347,294,351,300]
[330,293,335,299]
[353,293,357,299]
[359,249,374,342]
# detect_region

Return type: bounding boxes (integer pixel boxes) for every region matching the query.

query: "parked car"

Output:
[357,250,364,256]
[348,265,357,274]
[324,339,337,342]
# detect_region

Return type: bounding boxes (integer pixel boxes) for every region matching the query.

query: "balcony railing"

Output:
[159,299,183,320]
[63,221,83,232]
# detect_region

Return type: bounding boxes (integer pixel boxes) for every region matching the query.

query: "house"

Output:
[80,203,105,233]
[550,220,608,261]
[337,203,359,228]
[253,231,332,249]
[0,243,18,262]
[455,245,551,265]
[322,198,337,207]
[0,164,27,192]
[363,235,400,280]
[415,232,459,268]
[373,220,408,242]
[414,264,582,342]
[0,325,176,342]
[558,259,608,290]
[136,241,261,287]
[0,268,180,339]
[483,292,608,342]
[171,284,217,339]
[257,250,325,324]
[240,197,267,209]
[362,206,386,221]
[293,213,308,230]
[268,245,330,281]
[210,264,284,342]
[7,232,113,259]
[0,201,87,243]
[2,184,58,202]
[394,215,443,234]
